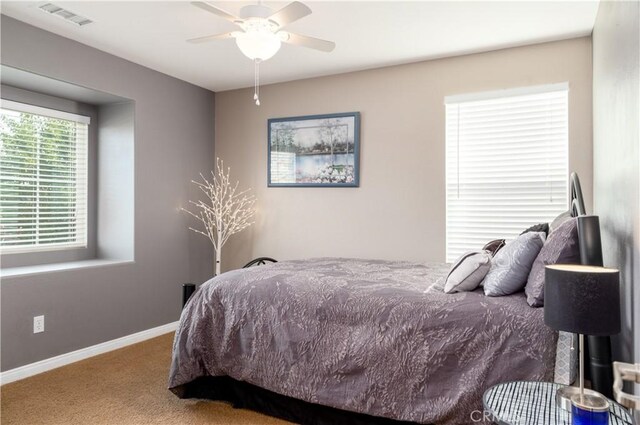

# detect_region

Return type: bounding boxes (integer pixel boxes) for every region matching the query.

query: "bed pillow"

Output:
[444,251,492,294]
[482,239,506,257]
[483,232,546,297]
[521,223,549,237]
[550,210,572,233]
[525,218,580,307]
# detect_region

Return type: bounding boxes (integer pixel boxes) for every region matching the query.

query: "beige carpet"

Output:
[1,333,292,425]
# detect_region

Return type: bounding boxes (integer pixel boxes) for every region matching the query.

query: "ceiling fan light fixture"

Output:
[188,1,334,105]
[277,31,291,42]
[235,19,281,61]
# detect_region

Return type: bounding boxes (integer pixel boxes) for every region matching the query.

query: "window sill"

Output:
[1,259,134,279]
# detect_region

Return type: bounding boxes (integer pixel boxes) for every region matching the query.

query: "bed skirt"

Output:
[175,375,426,425]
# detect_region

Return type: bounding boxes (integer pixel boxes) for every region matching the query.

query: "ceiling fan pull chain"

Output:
[254,59,261,106]
[253,59,258,101]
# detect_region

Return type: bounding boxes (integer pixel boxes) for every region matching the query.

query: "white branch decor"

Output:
[183,158,256,276]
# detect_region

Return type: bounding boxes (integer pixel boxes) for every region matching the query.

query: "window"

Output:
[445,84,569,262]
[0,100,89,254]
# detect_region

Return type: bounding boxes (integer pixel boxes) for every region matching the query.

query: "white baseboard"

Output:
[0,321,179,385]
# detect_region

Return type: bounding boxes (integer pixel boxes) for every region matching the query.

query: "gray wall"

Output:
[592,0,640,391]
[0,16,215,371]
[97,101,135,261]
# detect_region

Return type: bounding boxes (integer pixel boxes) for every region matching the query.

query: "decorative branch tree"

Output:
[183,158,256,276]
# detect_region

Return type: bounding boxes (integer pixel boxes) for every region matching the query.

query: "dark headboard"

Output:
[569,172,613,397]
[570,172,586,217]
[571,173,604,267]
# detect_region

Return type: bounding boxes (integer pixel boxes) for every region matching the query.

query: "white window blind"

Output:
[445,84,569,262]
[0,100,89,254]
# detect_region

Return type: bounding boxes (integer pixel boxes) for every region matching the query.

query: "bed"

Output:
[168,173,606,425]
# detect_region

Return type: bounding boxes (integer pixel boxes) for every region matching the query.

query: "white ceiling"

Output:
[1,1,600,92]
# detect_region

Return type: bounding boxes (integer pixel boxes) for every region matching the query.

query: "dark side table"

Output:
[483,381,634,425]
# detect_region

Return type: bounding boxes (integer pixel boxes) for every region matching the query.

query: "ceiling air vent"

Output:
[39,3,93,26]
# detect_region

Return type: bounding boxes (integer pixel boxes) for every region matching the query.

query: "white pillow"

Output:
[483,232,546,296]
[444,251,492,294]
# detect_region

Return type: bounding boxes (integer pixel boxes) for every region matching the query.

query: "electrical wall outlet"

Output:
[33,315,45,334]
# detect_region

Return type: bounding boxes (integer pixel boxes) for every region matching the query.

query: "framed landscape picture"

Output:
[268,112,360,187]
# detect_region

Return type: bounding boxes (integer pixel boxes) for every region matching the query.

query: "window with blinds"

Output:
[0,100,89,254]
[445,84,569,262]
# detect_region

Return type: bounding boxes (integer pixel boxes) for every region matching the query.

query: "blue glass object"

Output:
[571,397,609,425]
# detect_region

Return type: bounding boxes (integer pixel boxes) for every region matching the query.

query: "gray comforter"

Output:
[169,258,557,424]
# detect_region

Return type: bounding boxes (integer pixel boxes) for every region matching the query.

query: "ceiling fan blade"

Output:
[268,1,312,27]
[187,32,236,44]
[279,32,335,52]
[191,2,242,25]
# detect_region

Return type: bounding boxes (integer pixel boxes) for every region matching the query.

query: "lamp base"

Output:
[571,393,610,425]
[556,386,601,411]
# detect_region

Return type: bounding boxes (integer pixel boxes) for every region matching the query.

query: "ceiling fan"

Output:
[188,1,336,105]
[188,1,335,59]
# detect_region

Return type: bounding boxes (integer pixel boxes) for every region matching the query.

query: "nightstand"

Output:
[483,381,633,425]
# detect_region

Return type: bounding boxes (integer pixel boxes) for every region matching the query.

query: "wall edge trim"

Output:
[0,321,179,385]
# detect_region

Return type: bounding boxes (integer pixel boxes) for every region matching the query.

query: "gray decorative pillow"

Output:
[550,210,572,233]
[482,239,506,257]
[554,331,578,385]
[483,232,546,297]
[520,223,549,237]
[444,251,492,294]
[525,218,580,307]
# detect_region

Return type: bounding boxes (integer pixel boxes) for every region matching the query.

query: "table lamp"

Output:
[544,264,620,422]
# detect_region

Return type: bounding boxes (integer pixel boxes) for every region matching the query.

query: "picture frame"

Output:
[268,112,360,187]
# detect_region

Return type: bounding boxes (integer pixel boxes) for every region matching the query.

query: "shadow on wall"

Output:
[605,221,636,365]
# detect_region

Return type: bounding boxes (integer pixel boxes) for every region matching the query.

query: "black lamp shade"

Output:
[544,264,620,336]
